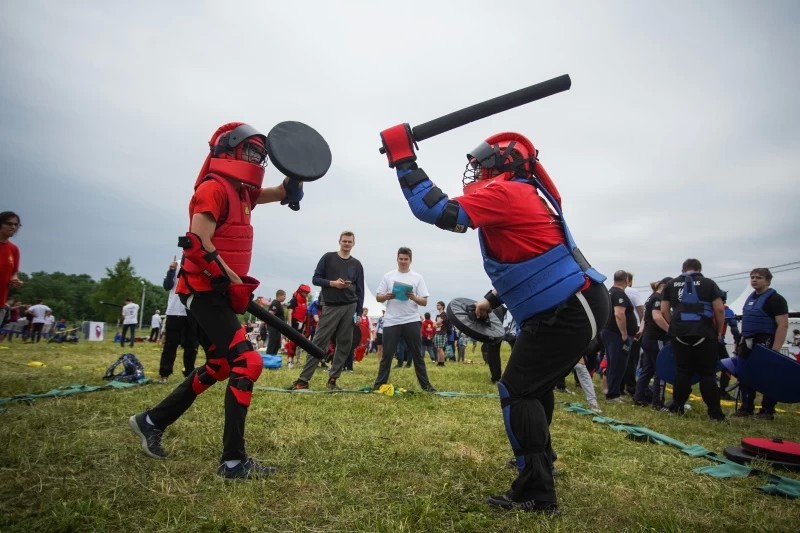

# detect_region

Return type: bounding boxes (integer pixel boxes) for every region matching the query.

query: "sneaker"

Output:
[589,403,602,413]
[606,397,624,404]
[405,364,412,368]
[423,386,438,393]
[129,413,167,459]
[709,415,727,423]
[731,409,753,418]
[437,362,445,367]
[486,493,559,515]
[755,412,775,420]
[289,380,309,391]
[158,376,168,384]
[326,378,342,391]
[287,362,295,369]
[216,457,277,480]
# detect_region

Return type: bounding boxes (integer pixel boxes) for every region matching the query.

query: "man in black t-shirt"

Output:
[265,290,286,355]
[633,277,671,408]
[732,267,789,420]
[661,258,725,421]
[601,270,637,401]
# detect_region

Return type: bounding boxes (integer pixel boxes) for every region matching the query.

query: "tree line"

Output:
[9,258,168,324]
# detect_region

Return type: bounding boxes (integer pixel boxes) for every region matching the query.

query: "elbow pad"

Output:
[397,167,470,232]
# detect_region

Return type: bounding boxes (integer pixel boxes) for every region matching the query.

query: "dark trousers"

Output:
[31,322,44,343]
[482,341,503,383]
[600,329,628,399]
[623,339,641,395]
[121,324,136,347]
[374,321,433,390]
[158,315,199,378]
[635,338,667,406]
[149,327,160,342]
[266,326,281,354]
[672,336,724,420]
[422,339,435,361]
[500,283,609,503]
[148,292,254,462]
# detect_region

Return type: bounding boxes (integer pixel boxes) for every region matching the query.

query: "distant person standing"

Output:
[602,270,636,402]
[28,299,51,343]
[0,211,22,328]
[661,258,726,421]
[732,268,789,420]
[149,310,162,342]
[158,258,199,384]
[265,289,287,355]
[121,297,140,348]
[373,247,436,392]
[291,231,364,391]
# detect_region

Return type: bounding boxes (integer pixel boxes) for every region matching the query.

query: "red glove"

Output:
[228,276,260,314]
[380,123,418,168]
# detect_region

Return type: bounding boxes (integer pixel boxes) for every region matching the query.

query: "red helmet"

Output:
[462,132,538,194]
[196,122,268,189]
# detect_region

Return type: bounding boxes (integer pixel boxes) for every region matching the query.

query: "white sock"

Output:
[225,460,241,468]
[145,414,154,426]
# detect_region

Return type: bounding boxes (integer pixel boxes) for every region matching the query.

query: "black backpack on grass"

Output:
[102,353,145,383]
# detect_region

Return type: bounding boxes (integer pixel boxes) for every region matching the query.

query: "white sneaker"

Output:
[590,403,602,413]
[287,362,294,369]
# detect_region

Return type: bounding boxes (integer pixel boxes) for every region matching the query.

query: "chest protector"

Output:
[291,296,308,323]
[675,273,713,323]
[200,173,254,277]
[480,177,605,323]
[741,288,777,338]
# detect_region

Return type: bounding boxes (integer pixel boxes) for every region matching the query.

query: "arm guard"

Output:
[397,167,470,233]
[178,232,226,279]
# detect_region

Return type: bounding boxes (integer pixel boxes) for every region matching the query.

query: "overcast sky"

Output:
[2,0,799,314]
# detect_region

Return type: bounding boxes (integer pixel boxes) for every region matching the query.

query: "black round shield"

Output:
[266,121,332,181]
[446,297,505,343]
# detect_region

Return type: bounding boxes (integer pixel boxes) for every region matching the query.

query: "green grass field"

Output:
[1,338,798,532]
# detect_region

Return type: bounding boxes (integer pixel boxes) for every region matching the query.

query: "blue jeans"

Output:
[601,329,628,399]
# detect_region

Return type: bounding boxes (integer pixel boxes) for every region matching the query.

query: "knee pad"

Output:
[191,355,231,394]
[498,380,525,472]
[228,328,263,406]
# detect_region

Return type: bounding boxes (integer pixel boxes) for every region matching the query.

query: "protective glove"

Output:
[281,177,304,211]
[380,123,418,168]
[227,275,260,314]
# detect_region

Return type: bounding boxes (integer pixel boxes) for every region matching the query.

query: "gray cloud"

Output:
[2,0,799,312]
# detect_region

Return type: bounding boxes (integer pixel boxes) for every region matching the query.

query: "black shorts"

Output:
[376,333,383,346]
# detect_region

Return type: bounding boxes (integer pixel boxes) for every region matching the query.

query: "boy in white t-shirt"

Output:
[121,298,140,348]
[372,247,436,392]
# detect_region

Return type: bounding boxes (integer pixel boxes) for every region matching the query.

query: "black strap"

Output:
[399,168,429,189]
[435,200,462,231]
[423,186,446,208]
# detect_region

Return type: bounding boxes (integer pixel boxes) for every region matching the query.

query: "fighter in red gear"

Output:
[285,284,311,368]
[380,127,610,513]
[130,122,303,479]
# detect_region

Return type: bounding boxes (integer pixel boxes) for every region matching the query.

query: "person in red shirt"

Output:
[379,126,609,513]
[0,211,22,329]
[129,122,304,479]
[420,312,436,361]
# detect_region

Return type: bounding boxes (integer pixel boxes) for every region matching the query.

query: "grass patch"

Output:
[0,340,798,531]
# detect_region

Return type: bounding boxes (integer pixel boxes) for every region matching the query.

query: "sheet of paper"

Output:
[392,281,413,301]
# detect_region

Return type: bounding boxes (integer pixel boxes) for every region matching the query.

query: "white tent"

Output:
[361,286,385,320]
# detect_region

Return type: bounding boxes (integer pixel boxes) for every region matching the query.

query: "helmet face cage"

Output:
[239,139,268,168]
[212,123,268,168]
[462,140,534,189]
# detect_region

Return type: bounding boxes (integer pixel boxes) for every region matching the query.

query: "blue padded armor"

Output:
[741,288,777,338]
[498,380,525,473]
[677,273,713,322]
[480,177,605,324]
[397,167,470,233]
